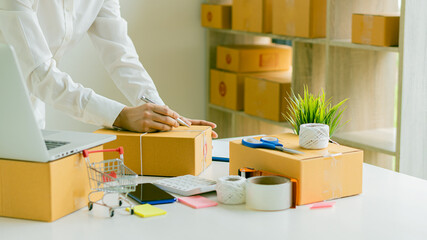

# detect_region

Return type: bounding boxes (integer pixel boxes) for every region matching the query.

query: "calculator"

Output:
[152,175,217,196]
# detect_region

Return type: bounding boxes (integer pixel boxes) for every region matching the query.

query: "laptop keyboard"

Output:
[45,140,69,150]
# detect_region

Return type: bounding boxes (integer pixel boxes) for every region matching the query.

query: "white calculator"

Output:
[152,175,217,196]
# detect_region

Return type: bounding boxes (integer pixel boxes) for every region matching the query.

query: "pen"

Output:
[140,96,190,128]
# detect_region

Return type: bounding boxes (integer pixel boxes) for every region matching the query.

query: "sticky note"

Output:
[126,204,167,217]
[178,196,218,209]
[310,201,336,209]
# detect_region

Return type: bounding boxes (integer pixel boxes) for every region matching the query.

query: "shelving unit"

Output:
[203,0,425,174]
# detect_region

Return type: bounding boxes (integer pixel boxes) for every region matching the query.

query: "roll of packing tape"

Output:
[216,175,246,205]
[246,176,292,211]
[299,123,329,149]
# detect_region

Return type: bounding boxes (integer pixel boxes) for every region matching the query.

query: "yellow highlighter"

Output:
[126,204,167,218]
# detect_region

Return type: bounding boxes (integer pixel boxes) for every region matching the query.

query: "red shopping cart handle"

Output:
[82,147,124,158]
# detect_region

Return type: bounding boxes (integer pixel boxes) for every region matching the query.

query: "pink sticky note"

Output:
[310,201,336,209]
[178,196,218,209]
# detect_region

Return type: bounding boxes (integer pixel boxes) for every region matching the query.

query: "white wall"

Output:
[46,0,206,132]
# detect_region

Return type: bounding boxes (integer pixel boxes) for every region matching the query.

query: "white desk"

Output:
[1,162,427,240]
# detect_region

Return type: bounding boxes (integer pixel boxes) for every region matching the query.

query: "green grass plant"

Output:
[284,87,348,137]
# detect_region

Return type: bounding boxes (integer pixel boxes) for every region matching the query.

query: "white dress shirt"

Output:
[0,0,164,128]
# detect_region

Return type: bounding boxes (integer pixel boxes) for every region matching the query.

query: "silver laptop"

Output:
[0,44,116,162]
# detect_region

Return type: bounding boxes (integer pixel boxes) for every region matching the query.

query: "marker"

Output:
[140,96,190,128]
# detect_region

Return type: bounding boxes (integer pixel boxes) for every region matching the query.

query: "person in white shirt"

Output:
[0,0,217,137]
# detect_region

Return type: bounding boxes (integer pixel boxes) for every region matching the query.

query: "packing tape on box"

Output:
[216,175,246,204]
[138,129,209,176]
[299,123,329,149]
[246,176,292,211]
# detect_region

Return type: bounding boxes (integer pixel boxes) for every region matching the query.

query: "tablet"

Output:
[128,183,177,205]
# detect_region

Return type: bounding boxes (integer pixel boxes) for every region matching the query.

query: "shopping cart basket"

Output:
[83,147,138,217]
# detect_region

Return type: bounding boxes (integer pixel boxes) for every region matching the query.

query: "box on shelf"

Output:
[352,13,400,47]
[272,0,326,38]
[95,126,212,177]
[244,71,292,122]
[0,146,103,222]
[210,69,246,111]
[216,45,292,73]
[229,133,363,205]
[232,0,272,33]
[201,4,231,29]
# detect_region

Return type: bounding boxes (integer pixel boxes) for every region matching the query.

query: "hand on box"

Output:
[113,104,180,132]
[180,117,218,138]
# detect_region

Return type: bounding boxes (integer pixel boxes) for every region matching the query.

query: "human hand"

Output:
[113,104,180,132]
[180,117,218,138]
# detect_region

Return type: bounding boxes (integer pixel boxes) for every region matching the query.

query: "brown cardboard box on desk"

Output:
[352,13,400,47]
[272,0,326,38]
[201,4,231,29]
[95,126,212,177]
[232,0,272,33]
[229,133,363,205]
[244,71,292,122]
[216,45,292,73]
[0,146,103,222]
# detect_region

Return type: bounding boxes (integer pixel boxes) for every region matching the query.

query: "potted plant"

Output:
[284,87,348,137]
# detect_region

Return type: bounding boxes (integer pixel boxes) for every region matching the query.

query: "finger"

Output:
[180,117,192,126]
[152,112,179,127]
[146,120,174,132]
[152,105,179,119]
[190,119,217,129]
[211,130,218,139]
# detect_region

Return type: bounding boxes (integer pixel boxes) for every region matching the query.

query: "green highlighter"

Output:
[126,204,167,218]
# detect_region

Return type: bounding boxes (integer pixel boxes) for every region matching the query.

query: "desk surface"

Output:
[1,162,427,240]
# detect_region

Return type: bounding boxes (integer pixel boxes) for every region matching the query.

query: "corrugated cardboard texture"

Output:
[0,146,103,222]
[244,71,292,121]
[216,45,292,73]
[272,0,326,38]
[352,13,400,46]
[229,133,363,205]
[232,0,272,33]
[201,4,231,29]
[95,126,212,177]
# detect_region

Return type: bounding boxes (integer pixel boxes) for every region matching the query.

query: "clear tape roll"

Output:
[299,123,329,149]
[216,175,246,205]
[246,176,292,211]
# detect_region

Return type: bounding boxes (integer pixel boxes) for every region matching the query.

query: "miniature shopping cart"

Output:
[83,147,137,217]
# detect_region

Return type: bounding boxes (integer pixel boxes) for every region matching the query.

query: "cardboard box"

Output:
[244,71,292,121]
[352,13,400,47]
[0,146,103,222]
[229,133,363,205]
[272,0,326,38]
[201,4,231,29]
[95,126,212,177]
[210,69,246,111]
[232,0,272,33]
[216,45,292,73]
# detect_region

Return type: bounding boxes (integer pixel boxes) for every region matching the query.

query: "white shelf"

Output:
[329,39,399,52]
[207,28,327,44]
[332,128,396,155]
[208,104,291,128]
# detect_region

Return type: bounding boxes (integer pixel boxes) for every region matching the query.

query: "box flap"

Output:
[221,44,290,50]
[232,133,361,161]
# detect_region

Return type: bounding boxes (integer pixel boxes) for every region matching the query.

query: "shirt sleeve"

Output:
[87,0,165,107]
[0,1,125,128]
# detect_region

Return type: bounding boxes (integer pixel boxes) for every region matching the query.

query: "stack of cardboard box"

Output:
[210,44,293,122]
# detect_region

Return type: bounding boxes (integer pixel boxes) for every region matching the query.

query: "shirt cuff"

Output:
[83,93,126,128]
